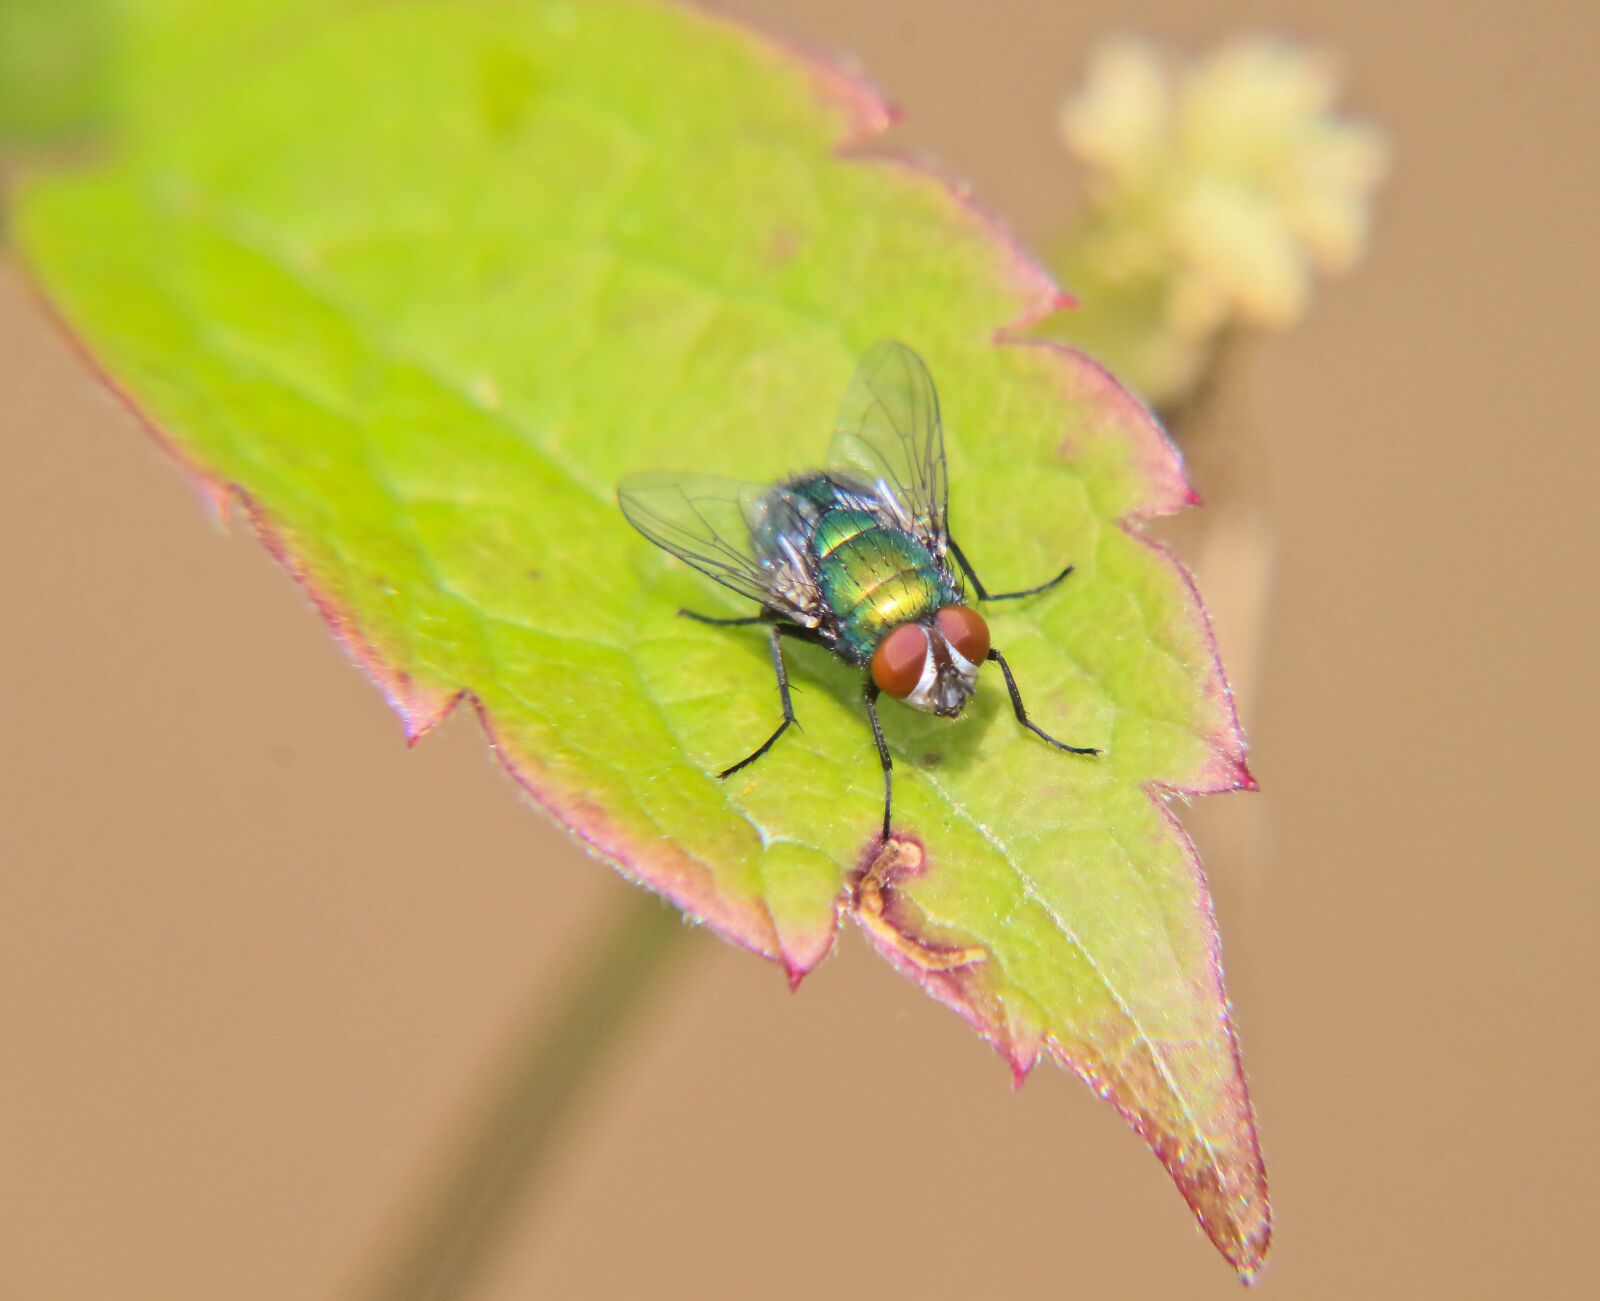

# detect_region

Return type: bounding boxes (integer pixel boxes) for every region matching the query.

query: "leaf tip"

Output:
[400,689,464,747]
[1006,1049,1037,1090]
[1226,1205,1274,1281]
[1005,338,1198,519]
[781,958,810,992]
[698,3,897,149]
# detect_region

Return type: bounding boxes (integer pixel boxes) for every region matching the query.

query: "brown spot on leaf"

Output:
[765,226,803,264]
[852,835,986,973]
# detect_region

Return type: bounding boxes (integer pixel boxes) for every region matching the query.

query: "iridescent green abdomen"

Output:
[813,505,949,661]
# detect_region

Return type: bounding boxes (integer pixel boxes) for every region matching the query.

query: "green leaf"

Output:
[15,0,1269,1274]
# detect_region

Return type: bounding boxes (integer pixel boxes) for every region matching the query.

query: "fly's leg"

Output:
[717,625,800,779]
[863,681,894,841]
[679,608,764,626]
[987,649,1100,755]
[948,537,1074,602]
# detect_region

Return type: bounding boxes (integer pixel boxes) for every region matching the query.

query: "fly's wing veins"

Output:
[827,340,949,549]
[618,472,819,624]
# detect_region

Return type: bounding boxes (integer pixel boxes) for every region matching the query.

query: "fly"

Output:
[618,340,1098,841]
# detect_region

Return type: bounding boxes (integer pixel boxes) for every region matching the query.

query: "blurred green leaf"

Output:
[0,0,116,147]
[16,0,1267,1273]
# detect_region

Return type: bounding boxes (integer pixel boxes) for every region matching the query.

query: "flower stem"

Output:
[362,888,692,1301]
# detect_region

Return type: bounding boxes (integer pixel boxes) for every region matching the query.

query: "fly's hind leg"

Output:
[717,624,801,779]
[863,681,893,841]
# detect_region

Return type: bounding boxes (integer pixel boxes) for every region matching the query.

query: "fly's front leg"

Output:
[863,681,893,841]
[948,537,1074,602]
[987,649,1100,756]
[717,624,800,779]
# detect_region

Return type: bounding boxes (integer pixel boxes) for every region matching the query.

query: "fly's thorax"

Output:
[870,604,992,717]
[810,508,957,662]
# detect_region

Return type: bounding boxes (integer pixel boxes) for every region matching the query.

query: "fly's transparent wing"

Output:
[619,472,810,618]
[827,340,948,545]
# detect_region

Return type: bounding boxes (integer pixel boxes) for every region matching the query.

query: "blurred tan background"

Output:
[3,0,1597,1297]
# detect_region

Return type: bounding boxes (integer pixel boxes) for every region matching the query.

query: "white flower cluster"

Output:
[1057,36,1388,402]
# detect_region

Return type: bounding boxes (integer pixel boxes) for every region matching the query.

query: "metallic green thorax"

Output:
[790,476,959,662]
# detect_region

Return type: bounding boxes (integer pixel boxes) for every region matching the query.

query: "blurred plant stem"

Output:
[362,888,692,1301]
[1045,30,1387,717]
[1156,332,1275,721]
[1146,334,1278,916]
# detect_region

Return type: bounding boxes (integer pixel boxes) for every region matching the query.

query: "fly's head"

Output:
[870,606,991,718]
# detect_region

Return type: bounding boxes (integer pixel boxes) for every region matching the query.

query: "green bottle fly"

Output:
[619,341,1098,841]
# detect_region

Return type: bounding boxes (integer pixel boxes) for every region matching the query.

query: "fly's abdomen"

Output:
[813,508,944,661]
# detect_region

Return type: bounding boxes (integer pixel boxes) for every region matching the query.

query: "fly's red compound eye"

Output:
[871,623,930,698]
[936,605,990,666]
